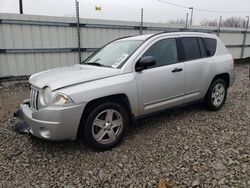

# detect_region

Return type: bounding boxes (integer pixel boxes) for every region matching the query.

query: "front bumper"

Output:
[15,99,85,140]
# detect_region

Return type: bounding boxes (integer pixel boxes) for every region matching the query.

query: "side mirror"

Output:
[135,56,156,72]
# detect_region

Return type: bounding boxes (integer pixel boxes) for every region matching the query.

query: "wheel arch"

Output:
[206,72,230,97]
[213,73,230,88]
[77,94,133,139]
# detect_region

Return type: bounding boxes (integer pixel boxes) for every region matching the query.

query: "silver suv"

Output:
[16,32,235,150]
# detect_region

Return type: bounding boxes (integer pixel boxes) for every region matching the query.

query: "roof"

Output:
[118,34,154,41]
[118,31,217,42]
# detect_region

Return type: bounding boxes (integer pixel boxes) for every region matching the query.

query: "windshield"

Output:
[84,40,143,68]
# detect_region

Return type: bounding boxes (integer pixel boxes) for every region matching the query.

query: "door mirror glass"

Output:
[135,56,156,71]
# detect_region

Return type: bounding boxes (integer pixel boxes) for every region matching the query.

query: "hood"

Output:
[29,64,121,90]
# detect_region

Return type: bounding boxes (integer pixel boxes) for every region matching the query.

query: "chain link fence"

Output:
[0,0,250,78]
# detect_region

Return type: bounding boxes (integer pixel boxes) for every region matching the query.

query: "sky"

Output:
[1,0,250,25]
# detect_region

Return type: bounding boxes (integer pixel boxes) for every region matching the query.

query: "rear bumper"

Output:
[17,99,85,140]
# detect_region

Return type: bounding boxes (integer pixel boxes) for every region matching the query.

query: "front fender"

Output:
[56,73,139,116]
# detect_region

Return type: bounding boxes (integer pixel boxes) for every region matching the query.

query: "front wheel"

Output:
[205,79,227,111]
[83,102,129,151]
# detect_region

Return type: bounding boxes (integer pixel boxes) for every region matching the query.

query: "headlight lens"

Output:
[40,87,53,105]
[53,93,73,105]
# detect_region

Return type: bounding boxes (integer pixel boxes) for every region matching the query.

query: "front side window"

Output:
[84,40,143,68]
[142,38,178,68]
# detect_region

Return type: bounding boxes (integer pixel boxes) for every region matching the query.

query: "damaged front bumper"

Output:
[14,99,85,141]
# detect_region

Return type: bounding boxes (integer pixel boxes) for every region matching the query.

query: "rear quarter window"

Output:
[202,38,217,57]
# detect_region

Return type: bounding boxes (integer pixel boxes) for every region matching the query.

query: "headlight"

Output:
[53,93,73,105]
[40,87,53,106]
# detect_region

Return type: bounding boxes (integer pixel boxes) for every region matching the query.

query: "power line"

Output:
[157,0,250,14]
[158,0,189,9]
[195,8,250,14]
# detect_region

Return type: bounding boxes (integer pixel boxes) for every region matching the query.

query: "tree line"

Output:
[167,17,248,28]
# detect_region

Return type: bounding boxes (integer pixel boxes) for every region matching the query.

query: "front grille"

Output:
[30,87,38,111]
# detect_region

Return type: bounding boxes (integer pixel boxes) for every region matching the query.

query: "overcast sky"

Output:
[1,0,250,25]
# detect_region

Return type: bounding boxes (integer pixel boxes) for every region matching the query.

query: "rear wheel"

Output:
[205,79,227,111]
[83,102,128,150]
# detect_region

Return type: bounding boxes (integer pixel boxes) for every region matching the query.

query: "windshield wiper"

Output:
[85,58,103,66]
[86,62,104,67]
[84,58,114,68]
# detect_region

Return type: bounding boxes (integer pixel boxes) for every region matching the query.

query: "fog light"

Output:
[39,127,51,139]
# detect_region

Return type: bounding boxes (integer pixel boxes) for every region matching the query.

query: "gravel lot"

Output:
[0,64,249,188]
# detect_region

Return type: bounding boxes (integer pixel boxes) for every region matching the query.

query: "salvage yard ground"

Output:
[0,64,249,187]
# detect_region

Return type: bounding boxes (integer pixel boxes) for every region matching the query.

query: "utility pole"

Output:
[189,7,193,26]
[241,16,249,58]
[185,13,189,30]
[19,0,23,14]
[217,16,222,37]
[140,8,144,35]
[75,0,81,64]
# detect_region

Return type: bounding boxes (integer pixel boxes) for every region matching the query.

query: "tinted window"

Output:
[181,37,201,61]
[197,38,207,58]
[203,38,217,56]
[142,38,178,68]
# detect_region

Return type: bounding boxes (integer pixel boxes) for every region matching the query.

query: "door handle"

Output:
[172,68,183,73]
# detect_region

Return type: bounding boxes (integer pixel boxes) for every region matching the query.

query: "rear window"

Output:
[181,37,201,61]
[202,38,217,57]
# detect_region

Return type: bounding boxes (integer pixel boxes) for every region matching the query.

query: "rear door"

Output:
[178,37,210,103]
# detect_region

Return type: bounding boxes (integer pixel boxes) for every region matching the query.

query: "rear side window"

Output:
[181,37,201,61]
[202,38,217,56]
[197,38,207,58]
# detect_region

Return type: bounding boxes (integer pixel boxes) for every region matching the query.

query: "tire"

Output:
[205,78,227,111]
[83,102,129,151]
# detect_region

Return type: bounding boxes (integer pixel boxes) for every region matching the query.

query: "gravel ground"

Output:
[0,64,249,188]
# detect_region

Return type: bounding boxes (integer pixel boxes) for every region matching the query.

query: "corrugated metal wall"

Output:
[0,13,249,78]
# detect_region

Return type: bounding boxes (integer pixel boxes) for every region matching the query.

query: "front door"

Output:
[135,38,185,115]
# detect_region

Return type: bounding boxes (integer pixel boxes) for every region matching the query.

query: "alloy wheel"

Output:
[211,83,225,107]
[92,109,123,144]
